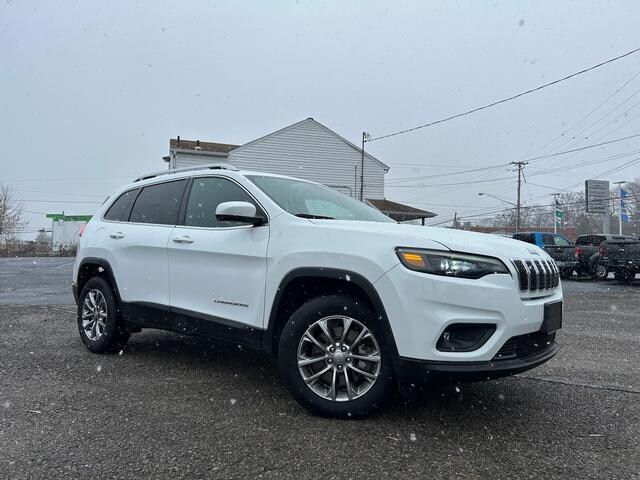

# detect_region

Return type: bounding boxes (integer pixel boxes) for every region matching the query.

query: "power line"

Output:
[16,199,103,204]
[527,148,640,176]
[389,142,640,191]
[426,153,640,225]
[385,163,509,184]
[522,132,640,162]
[426,191,640,227]
[367,46,640,142]
[539,85,640,155]
[385,175,514,188]
[520,70,640,158]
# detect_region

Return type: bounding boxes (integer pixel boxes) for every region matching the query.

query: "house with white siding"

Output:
[165,118,435,223]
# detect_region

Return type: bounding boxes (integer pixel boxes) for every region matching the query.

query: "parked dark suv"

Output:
[575,234,637,280]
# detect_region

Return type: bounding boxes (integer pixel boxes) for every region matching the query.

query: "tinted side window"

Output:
[129,180,187,225]
[104,189,139,221]
[185,177,260,228]
[514,233,536,245]
[576,235,600,246]
[575,236,588,246]
[541,234,556,246]
[547,234,571,246]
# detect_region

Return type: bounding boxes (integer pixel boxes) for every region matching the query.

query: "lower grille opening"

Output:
[493,331,556,361]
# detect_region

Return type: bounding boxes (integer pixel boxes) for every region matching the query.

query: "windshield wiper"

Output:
[294,213,334,220]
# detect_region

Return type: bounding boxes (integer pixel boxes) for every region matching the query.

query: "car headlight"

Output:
[396,248,510,279]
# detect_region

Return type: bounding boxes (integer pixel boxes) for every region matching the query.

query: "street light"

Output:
[478,193,518,232]
[477,192,517,207]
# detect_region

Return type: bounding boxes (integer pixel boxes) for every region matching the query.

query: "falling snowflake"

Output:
[230,398,237,405]
[96,365,102,372]
[409,433,417,442]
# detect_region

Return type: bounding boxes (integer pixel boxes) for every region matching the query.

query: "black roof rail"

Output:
[134,163,239,182]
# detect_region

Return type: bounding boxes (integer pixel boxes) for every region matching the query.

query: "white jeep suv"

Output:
[73,163,562,417]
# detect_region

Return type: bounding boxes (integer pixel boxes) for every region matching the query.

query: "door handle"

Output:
[109,232,125,239]
[172,235,194,244]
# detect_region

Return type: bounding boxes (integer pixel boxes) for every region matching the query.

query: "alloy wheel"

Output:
[297,315,381,402]
[594,264,607,280]
[81,289,108,341]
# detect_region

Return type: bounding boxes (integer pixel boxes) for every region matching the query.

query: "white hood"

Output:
[308,220,548,260]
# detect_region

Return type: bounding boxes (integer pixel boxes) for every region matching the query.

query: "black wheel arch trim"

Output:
[265,267,400,361]
[76,257,122,305]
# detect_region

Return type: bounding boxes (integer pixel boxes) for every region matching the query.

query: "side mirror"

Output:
[215,201,266,226]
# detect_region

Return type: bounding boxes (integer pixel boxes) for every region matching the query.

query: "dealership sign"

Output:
[585,179,610,214]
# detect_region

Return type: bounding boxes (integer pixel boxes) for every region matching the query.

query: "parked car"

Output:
[598,237,640,284]
[574,234,637,280]
[512,232,577,278]
[73,164,563,418]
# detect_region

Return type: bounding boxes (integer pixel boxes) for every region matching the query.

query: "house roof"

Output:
[169,138,239,154]
[367,199,436,222]
[228,118,391,171]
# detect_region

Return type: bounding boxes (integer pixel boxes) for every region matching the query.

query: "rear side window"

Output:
[104,189,139,221]
[129,180,187,225]
[184,177,261,228]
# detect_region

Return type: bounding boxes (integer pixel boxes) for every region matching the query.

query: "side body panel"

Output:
[167,224,269,329]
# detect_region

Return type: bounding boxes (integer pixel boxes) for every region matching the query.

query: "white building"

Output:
[166,118,435,223]
[46,213,92,250]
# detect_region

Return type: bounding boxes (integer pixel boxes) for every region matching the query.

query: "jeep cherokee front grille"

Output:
[511,258,559,294]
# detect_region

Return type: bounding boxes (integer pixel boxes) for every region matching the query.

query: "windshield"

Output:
[248,175,395,223]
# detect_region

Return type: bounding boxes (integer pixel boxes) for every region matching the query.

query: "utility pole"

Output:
[552,193,561,234]
[510,161,528,233]
[614,181,626,235]
[360,132,371,201]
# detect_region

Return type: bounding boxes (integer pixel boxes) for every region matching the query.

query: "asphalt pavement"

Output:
[0,257,75,305]
[0,257,639,479]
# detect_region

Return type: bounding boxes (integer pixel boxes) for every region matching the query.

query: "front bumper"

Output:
[373,263,563,362]
[607,259,640,270]
[395,336,560,385]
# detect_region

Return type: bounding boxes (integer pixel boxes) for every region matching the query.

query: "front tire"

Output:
[278,295,394,418]
[614,268,636,285]
[77,277,130,353]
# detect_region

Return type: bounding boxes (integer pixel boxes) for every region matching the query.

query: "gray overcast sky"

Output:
[2,0,640,235]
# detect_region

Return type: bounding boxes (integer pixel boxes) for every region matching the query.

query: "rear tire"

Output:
[77,277,130,353]
[278,295,395,418]
[590,262,608,281]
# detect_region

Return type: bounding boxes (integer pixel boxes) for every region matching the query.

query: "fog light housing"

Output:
[436,323,496,352]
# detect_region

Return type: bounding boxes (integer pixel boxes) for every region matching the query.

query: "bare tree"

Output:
[0,185,27,245]
[492,204,551,231]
